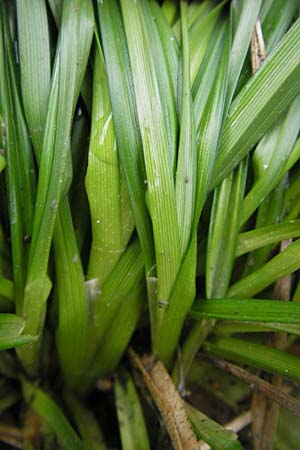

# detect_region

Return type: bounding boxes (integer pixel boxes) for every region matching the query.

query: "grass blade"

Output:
[0,154,5,173]
[153,234,197,365]
[0,278,13,301]
[88,274,145,381]
[162,0,178,26]
[226,0,262,105]
[155,10,230,366]
[172,138,247,384]
[17,0,92,388]
[212,18,300,188]
[175,0,197,257]
[284,167,300,221]
[0,10,36,313]
[193,20,227,131]
[241,96,300,224]
[262,0,298,53]
[85,42,129,286]
[64,392,107,450]
[206,160,247,298]
[47,0,63,26]
[26,386,84,450]
[19,0,94,376]
[194,19,230,222]
[214,321,300,337]
[186,402,244,450]
[190,2,226,85]
[86,239,144,370]
[54,199,88,388]
[16,0,50,158]
[191,299,300,324]
[141,0,178,174]
[228,239,300,298]
[98,0,155,275]
[115,369,150,450]
[242,177,286,276]
[0,314,35,350]
[204,336,300,382]
[173,0,215,42]
[149,1,179,103]
[120,0,181,318]
[236,220,300,256]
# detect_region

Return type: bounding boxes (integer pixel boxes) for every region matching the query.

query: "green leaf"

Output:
[242,96,300,224]
[212,18,300,189]
[204,336,300,382]
[154,14,231,366]
[173,0,215,42]
[0,277,13,301]
[28,387,84,450]
[85,41,130,286]
[175,114,247,385]
[242,177,286,276]
[98,0,155,275]
[206,159,247,298]
[115,369,151,450]
[284,167,300,220]
[86,239,144,369]
[88,275,145,381]
[192,19,227,131]
[284,137,300,174]
[186,402,244,450]
[0,314,35,350]
[175,0,197,258]
[149,0,179,99]
[19,0,94,376]
[226,0,262,105]
[64,392,107,450]
[54,199,88,389]
[214,321,300,337]
[0,9,36,312]
[16,0,51,159]
[190,2,226,85]
[0,154,5,173]
[0,314,24,336]
[0,335,35,351]
[47,0,63,26]
[194,18,230,224]
[141,0,178,174]
[120,0,181,324]
[154,234,197,365]
[161,0,178,26]
[261,0,298,53]
[191,298,300,324]
[228,239,300,298]
[236,220,300,256]
[16,0,91,388]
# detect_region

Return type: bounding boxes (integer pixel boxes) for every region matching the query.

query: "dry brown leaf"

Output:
[128,348,199,450]
[251,20,266,73]
[202,354,300,417]
[0,425,22,449]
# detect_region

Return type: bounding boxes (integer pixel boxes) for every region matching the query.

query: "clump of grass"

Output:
[0,1,300,449]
